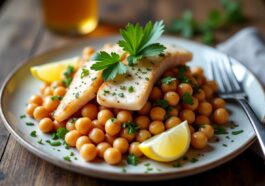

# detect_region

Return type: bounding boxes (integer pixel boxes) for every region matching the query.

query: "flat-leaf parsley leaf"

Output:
[118,21,166,66]
[91,51,127,81]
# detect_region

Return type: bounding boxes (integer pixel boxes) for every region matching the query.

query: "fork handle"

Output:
[237,98,265,157]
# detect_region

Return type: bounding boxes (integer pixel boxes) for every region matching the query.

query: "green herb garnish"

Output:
[214,126,228,135]
[30,130,37,137]
[232,130,244,135]
[91,52,127,81]
[122,121,140,134]
[46,140,62,146]
[51,95,63,101]
[172,162,182,168]
[190,157,198,163]
[118,21,166,66]
[128,86,134,93]
[118,93,125,98]
[81,68,89,78]
[153,99,169,109]
[161,76,177,85]
[182,93,193,105]
[26,122,34,126]
[37,139,43,145]
[63,156,71,162]
[20,114,26,119]
[63,66,74,87]
[127,154,139,166]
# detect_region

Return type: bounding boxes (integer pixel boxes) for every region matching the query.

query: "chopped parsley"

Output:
[177,65,190,83]
[232,130,244,135]
[127,154,139,166]
[20,114,26,119]
[46,140,62,146]
[70,152,75,156]
[118,93,125,98]
[26,122,34,126]
[30,130,37,137]
[190,157,198,163]
[103,89,110,94]
[122,121,140,134]
[182,93,193,105]
[128,86,134,93]
[153,99,169,109]
[214,126,228,135]
[51,127,68,140]
[51,95,63,101]
[223,144,228,147]
[172,162,182,168]
[63,66,74,87]
[63,156,71,162]
[81,68,89,78]
[37,139,43,145]
[120,86,126,90]
[161,76,176,85]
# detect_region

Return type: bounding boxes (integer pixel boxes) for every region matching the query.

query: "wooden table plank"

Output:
[0,0,42,160]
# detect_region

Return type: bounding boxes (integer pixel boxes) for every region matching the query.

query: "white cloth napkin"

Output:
[217,27,265,86]
[217,28,265,158]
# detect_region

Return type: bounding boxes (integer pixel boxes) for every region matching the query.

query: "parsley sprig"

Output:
[122,121,140,134]
[118,21,166,66]
[91,52,127,81]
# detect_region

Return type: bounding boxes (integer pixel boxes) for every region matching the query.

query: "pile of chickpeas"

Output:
[26,64,229,165]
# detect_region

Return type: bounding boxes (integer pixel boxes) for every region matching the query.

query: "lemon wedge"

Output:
[30,57,80,83]
[139,120,190,162]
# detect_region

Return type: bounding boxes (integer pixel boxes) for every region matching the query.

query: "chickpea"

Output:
[80,144,98,161]
[76,136,91,151]
[39,83,49,95]
[26,103,38,117]
[104,148,122,165]
[195,115,210,125]
[51,81,63,89]
[134,115,150,129]
[207,80,218,92]
[28,95,43,106]
[199,125,214,139]
[191,67,204,77]
[53,86,66,97]
[169,107,178,117]
[119,128,136,142]
[89,128,105,144]
[117,110,133,123]
[150,87,163,100]
[97,109,114,125]
[113,137,129,154]
[43,96,60,112]
[136,129,151,142]
[191,131,208,149]
[75,117,93,135]
[212,98,225,110]
[91,119,104,130]
[179,109,195,124]
[53,120,65,130]
[149,121,165,135]
[178,83,193,96]
[165,116,182,129]
[202,85,213,99]
[150,107,166,121]
[105,118,121,136]
[129,142,143,157]
[39,118,54,133]
[213,108,229,124]
[183,97,199,111]
[97,142,111,158]
[65,130,81,147]
[164,91,180,106]
[193,89,206,101]
[43,86,53,97]
[66,120,76,131]
[105,133,117,145]
[189,125,195,134]
[161,80,177,93]
[138,101,151,115]
[197,101,213,116]
[81,103,98,120]
[33,106,49,120]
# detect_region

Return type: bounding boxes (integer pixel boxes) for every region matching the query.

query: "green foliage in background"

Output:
[168,0,245,44]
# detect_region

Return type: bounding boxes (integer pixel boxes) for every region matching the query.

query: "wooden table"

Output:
[0,0,265,185]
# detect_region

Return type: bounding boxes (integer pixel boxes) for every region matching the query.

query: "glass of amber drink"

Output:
[41,0,98,35]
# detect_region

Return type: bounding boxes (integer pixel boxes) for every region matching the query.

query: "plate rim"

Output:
[0,35,261,181]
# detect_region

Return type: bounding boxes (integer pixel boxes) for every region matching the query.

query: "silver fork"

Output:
[209,55,265,157]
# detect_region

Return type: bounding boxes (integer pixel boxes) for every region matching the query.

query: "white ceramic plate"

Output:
[1,36,265,181]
